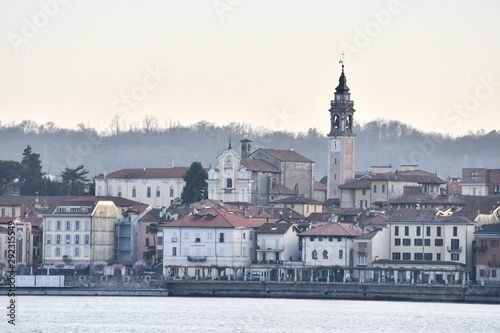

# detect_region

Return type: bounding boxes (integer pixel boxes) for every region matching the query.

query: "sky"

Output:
[1,0,499,137]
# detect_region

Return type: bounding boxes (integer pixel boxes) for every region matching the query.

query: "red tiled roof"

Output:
[96,167,189,179]
[160,207,276,228]
[338,179,371,189]
[258,149,313,163]
[314,181,327,191]
[240,159,281,173]
[256,222,295,234]
[354,229,380,240]
[299,222,362,237]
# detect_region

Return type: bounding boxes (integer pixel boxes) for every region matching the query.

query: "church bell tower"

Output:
[327,62,355,199]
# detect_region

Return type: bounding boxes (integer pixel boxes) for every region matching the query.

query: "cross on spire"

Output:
[339,52,345,72]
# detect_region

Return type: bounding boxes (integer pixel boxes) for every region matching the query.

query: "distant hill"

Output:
[1,119,498,180]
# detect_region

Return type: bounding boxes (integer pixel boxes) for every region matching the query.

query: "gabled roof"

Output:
[271,195,322,205]
[240,159,281,173]
[354,229,380,240]
[95,167,189,179]
[314,181,327,191]
[299,222,362,237]
[160,207,275,228]
[256,222,296,234]
[475,223,500,235]
[338,179,371,189]
[271,183,296,195]
[385,209,474,224]
[257,148,313,163]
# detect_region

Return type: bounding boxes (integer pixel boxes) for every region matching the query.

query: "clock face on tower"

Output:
[331,139,341,152]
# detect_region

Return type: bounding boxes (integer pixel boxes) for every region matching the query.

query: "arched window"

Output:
[226,178,233,188]
[312,250,318,259]
[333,114,339,130]
[346,115,352,131]
[323,250,328,259]
[294,183,299,194]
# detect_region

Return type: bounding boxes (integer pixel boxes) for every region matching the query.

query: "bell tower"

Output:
[327,61,355,199]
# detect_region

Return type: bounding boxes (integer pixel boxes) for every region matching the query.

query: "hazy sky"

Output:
[1,0,499,136]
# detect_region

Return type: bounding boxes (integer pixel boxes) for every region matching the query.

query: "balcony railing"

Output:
[256,246,285,252]
[447,246,462,253]
[254,260,283,265]
[357,248,368,254]
[476,245,488,252]
[187,256,207,262]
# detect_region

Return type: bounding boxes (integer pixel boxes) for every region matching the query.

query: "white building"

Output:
[95,167,188,208]
[161,207,274,279]
[255,221,301,264]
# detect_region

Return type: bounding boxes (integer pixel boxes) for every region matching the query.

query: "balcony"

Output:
[187,256,207,262]
[223,188,234,194]
[476,245,488,253]
[254,260,283,265]
[447,246,462,253]
[357,248,368,254]
[256,246,285,252]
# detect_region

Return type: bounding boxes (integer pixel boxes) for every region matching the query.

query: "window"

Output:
[392,252,401,260]
[492,270,497,278]
[118,186,122,197]
[451,239,460,250]
[1,209,4,217]
[491,240,498,248]
[108,186,112,196]
[12,208,15,216]
[147,187,151,197]
[312,250,318,259]
[451,253,460,261]
[75,235,80,245]
[373,185,377,193]
[219,248,224,257]
[470,171,478,181]
[435,239,443,246]
[416,226,421,237]
[243,233,246,239]
[84,235,90,245]
[195,232,201,243]
[56,220,62,231]
[436,253,441,261]
[46,235,52,245]
[437,226,441,237]
[318,237,323,242]
[74,248,80,257]
[453,227,458,237]
[358,256,367,265]
[226,178,233,188]
[426,226,431,237]
[132,186,136,197]
[146,238,150,247]
[414,253,422,260]
[249,231,253,239]
[403,252,411,260]
[55,247,61,257]
[404,226,409,236]
[424,239,431,246]
[47,220,52,231]
[394,238,401,246]
[184,232,189,239]
[156,186,160,197]
[172,247,177,256]
[75,221,80,231]
[403,239,411,246]
[391,185,394,193]
[84,247,90,257]
[395,226,399,236]
[414,239,423,246]
[219,233,225,243]
[85,220,90,231]
[362,189,366,195]
[310,237,315,242]
[424,253,432,261]
[170,186,174,197]
[329,237,334,242]
[207,232,213,239]
[339,250,343,259]
[382,184,385,193]
[46,247,51,257]
[98,186,102,195]
[323,250,328,259]
[65,221,71,231]
[65,235,71,244]
[337,237,342,242]
[56,235,61,244]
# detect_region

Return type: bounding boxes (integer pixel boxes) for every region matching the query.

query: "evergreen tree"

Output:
[0,160,25,195]
[61,165,91,195]
[181,162,208,204]
[20,145,44,195]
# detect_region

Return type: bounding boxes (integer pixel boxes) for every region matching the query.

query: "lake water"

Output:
[4,296,500,332]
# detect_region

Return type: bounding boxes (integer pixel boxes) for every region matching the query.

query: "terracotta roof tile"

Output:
[256,222,295,234]
[258,149,313,163]
[271,183,296,195]
[96,167,189,179]
[299,222,362,237]
[271,195,322,204]
[240,159,281,173]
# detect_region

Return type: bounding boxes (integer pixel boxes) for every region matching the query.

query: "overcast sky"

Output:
[1,0,499,137]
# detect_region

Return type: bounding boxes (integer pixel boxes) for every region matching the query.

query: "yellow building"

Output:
[270,195,323,218]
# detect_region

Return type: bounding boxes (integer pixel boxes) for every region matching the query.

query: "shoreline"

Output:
[2,281,500,304]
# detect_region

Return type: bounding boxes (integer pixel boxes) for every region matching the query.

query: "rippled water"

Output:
[4,296,500,332]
